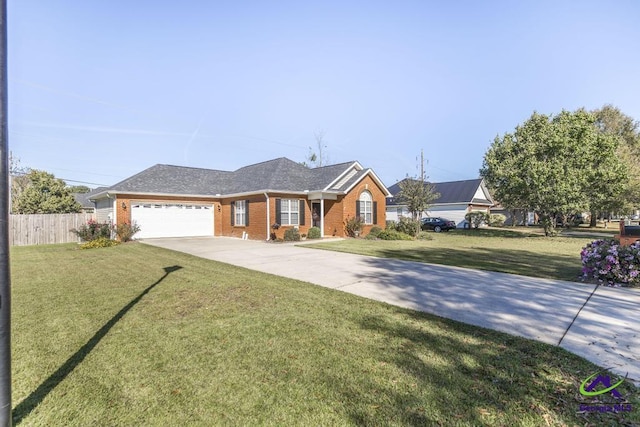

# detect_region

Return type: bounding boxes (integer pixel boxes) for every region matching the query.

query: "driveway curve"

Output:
[142,236,640,385]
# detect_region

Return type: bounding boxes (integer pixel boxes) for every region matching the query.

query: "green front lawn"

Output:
[11,243,638,426]
[306,228,599,282]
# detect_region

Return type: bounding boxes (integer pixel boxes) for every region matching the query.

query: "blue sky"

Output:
[7,1,640,188]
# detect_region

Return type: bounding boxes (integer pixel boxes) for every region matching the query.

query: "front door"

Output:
[312,202,321,228]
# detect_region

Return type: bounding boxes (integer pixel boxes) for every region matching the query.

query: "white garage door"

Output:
[425,206,468,228]
[132,203,214,238]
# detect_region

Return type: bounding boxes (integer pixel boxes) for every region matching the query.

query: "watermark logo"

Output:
[578,369,634,414]
[579,370,626,398]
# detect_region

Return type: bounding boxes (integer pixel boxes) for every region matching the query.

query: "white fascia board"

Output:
[220,190,309,199]
[323,162,362,191]
[99,191,221,200]
[307,191,340,200]
[478,179,495,205]
[88,191,111,201]
[342,169,393,197]
[104,189,315,200]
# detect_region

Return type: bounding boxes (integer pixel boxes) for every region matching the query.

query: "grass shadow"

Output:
[12,265,183,425]
[373,246,581,281]
[341,310,640,426]
[452,228,542,238]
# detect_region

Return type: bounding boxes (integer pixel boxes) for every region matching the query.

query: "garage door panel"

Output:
[132,204,214,238]
[425,207,467,228]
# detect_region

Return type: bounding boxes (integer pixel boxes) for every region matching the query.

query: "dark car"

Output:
[421,217,457,232]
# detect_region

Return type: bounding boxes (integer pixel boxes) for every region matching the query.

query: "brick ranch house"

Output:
[90,157,391,240]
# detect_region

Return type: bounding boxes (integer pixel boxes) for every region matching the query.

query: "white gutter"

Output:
[264,192,270,240]
[90,189,311,201]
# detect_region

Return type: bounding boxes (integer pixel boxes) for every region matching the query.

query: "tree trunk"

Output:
[541,213,554,236]
[589,210,597,228]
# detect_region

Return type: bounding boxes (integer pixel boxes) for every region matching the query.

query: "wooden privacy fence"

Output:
[9,213,96,246]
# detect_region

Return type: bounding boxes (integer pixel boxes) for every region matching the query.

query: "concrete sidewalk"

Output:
[142,236,640,384]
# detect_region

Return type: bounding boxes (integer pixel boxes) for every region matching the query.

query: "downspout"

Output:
[264,192,270,241]
[320,198,325,237]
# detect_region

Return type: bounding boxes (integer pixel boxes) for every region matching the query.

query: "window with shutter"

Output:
[234,200,246,226]
[280,199,300,226]
[359,191,373,224]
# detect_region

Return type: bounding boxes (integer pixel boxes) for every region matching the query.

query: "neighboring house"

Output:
[490,204,537,226]
[73,187,107,214]
[90,157,391,240]
[386,178,494,227]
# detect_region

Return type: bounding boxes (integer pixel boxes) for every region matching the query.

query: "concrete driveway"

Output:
[142,236,640,385]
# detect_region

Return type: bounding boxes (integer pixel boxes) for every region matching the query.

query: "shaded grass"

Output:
[11,243,639,426]
[306,228,599,282]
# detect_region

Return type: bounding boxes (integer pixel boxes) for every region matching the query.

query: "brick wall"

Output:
[322,199,343,237]
[341,175,387,236]
[219,195,268,240]
[268,195,312,240]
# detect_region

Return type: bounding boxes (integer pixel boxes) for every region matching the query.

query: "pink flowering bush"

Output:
[71,219,112,242]
[581,239,640,287]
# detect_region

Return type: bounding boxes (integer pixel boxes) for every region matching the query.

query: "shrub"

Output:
[395,217,421,237]
[377,230,413,241]
[345,217,364,237]
[368,226,383,238]
[80,237,120,249]
[283,228,301,242]
[581,239,640,287]
[488,214,506,227]
[416,231,432,240]
[115,221,141,242]
[71,219,112,242]
[307,226,321,239]
[386,220,398,231]
[465,211,490,229]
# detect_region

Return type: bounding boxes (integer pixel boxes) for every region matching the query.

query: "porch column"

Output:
[320,199,325,237]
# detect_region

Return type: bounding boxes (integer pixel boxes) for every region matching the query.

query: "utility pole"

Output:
[0,0,12,424]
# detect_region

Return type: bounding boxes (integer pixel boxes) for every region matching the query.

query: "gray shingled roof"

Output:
[387,178,493,205]
[74,186,108,208]
[307,161,359,190]
[108,165,233,195]
[102,157,363,196]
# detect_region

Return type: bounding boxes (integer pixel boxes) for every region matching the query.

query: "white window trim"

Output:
[360,191,373,225]
[280,199,300,226]
[235,200,246,226]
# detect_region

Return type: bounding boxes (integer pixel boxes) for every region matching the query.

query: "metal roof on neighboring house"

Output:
[91,157,388,199]
[387,178,493,206]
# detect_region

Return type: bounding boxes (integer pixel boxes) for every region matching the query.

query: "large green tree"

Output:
[481,109,627,236]
[13,170,82,214]
[592,104,640,223]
